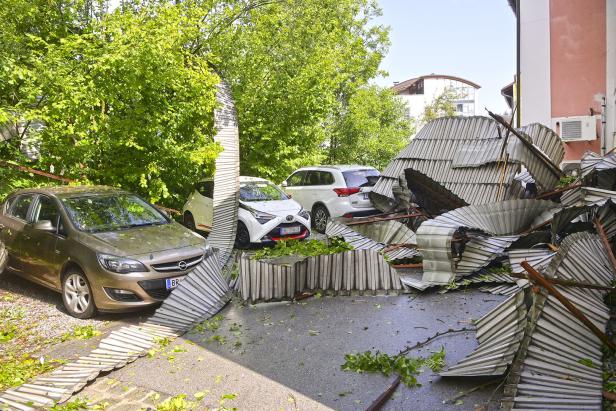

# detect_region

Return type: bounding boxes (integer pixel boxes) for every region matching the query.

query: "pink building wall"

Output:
[550,0,605,161]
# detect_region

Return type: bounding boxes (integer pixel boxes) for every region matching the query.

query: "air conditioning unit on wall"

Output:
[551,115,597,142]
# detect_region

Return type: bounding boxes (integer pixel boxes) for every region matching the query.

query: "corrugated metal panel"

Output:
[325,220,420,261]
[0,82,239,409]
[581,151,616,177]
[416,200,554,285]
[208,82,240,268]
[372,117,562,211]
[502,232,615,410]
[441,290,528,376]
[237,249,403,302]
[518,123,565,165]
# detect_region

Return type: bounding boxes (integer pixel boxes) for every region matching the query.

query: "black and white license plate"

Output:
[280,226,301,235]
[165,276,184,290]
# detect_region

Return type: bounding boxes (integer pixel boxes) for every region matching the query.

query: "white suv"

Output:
[282,165,381,232]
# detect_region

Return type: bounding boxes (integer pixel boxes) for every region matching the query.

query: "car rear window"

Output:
[342,169,380,188]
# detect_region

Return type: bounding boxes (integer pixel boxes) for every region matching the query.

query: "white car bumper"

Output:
[239,208,311,243]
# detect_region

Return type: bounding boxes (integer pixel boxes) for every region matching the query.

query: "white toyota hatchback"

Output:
[282,165,381,232]
[183,176,311,248]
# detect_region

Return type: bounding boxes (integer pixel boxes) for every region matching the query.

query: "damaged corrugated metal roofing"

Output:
[415,199,556,285]
[371,116,563,214]
[501,232,615,410]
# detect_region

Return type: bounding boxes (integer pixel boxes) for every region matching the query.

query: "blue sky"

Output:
[373,0,516,114]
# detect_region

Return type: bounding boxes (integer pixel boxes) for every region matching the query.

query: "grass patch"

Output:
[252,238,353,260]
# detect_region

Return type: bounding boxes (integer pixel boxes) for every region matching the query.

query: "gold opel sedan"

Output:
[0,186,206,318]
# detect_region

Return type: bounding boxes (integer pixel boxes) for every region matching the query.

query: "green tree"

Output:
[211,0,390,182]
[1,2,221,206]
[326,85,413,170]
[420,86,464,125]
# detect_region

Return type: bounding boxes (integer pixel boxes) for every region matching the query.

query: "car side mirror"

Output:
[32,220,56,232]
[281,181,288,187]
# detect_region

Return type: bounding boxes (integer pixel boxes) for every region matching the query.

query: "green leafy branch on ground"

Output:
[252,238,353,260]
[341,347,446,387]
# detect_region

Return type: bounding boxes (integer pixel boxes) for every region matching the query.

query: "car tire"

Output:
[312,204,330,233]
[0,242,7,276]
[62,269,97,319]
[235,221,251,249]
[184,211,196,232]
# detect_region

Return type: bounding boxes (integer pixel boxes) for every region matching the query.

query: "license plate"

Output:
[280,226,301,235]
[165,276,184,290]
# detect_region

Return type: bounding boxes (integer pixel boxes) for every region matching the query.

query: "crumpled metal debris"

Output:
[371,116,563,214]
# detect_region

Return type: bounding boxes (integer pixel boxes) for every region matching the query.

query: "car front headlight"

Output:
[98,254,148,274]
[252,210,276,224]
[298,208,310,220]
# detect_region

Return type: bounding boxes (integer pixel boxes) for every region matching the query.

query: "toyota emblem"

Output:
[178,261,188,271]
[286,215,293,222]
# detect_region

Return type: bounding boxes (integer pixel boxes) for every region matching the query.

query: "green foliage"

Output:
[2,0,392,204]
[252,238,353,260]
[420,87,464,125]
[342,351,425,387]
[61,325,101,342]
[578,358,597,368]
[0,355,60,390]
[342,347,446,387]
[423,347,446,372]
[605,380,616,393]
[0,307,25,343]
[213,0,391,181]
[156,394,197,411]
[486,264,513,275]
[193,315,224,333]
[50,398,90,411]
[326,85,414,170]
[558,174,577,188]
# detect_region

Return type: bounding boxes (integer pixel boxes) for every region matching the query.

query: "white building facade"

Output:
[391,74,481,120]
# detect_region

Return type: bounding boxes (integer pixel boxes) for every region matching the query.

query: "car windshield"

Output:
[62,194,169,233]
[342,169,381,188]
[240,181,288,202]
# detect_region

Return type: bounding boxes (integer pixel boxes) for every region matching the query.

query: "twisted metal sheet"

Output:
[501,232,615,410]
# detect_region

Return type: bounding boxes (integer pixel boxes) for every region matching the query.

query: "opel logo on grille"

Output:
[286,215,293,222]
[178,261,188,271]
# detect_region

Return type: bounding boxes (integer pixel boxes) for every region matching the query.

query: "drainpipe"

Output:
[602,96,607,154]
[516,0,521,128]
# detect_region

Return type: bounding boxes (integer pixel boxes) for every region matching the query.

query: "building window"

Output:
[407,79,424,95]
[456,103,463,113]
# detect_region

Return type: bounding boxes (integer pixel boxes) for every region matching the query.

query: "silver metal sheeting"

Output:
[208,82,240,268]
[581,150,616,177]
[325,220,419,261]
[416,200,554,285]
[440,290,528,376]
[561,186,616,208]
[501,232,615,410]
[0,82,239,410]
[237,249,403,303]
[372,116,562,209]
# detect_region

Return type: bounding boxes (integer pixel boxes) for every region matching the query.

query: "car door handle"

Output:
[23,234,30,240]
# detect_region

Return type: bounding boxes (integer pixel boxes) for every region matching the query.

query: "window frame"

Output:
[286,171,307,187]
[7,194,35,222]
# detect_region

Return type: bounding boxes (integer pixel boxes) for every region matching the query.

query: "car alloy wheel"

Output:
[62,271,96,319]
[313,205,329,233]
